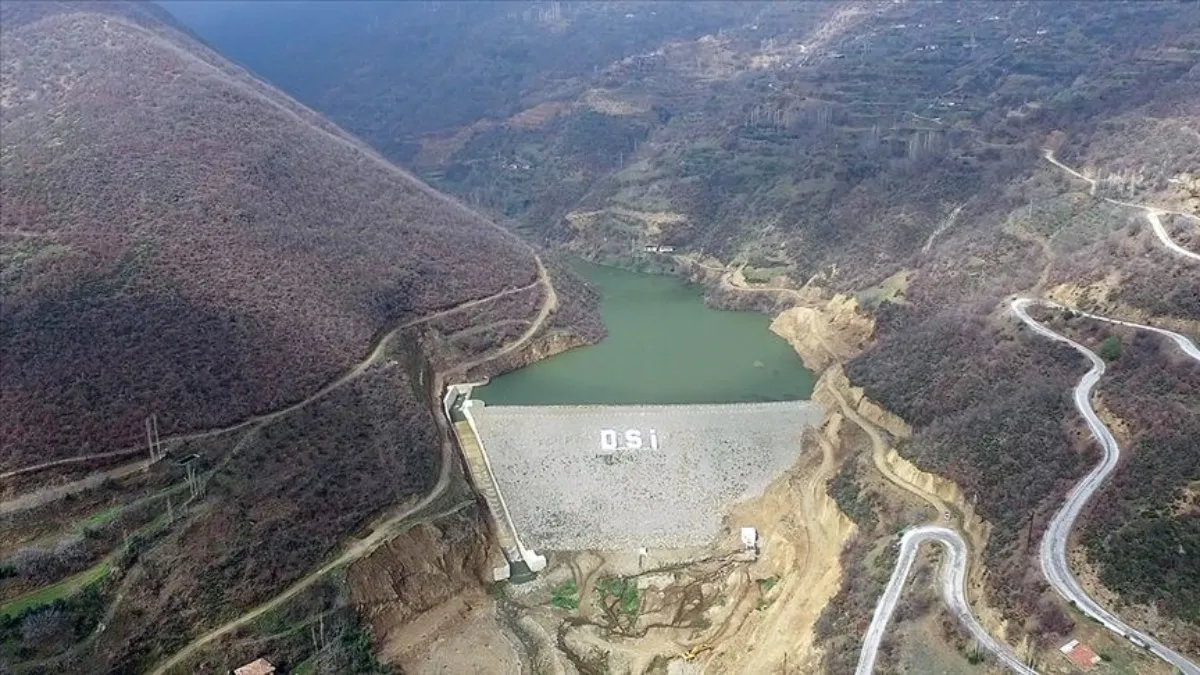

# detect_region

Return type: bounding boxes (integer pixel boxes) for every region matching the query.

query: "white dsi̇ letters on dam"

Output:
[598,428,660,452]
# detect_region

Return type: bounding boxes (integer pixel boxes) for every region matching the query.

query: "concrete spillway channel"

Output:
[443,384,546,582]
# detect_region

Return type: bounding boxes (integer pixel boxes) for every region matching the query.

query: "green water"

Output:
[476,260,815,405]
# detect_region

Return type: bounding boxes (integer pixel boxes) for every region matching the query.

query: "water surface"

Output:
[477,260,814,405]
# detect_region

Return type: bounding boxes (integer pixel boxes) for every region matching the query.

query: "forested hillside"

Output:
[167,0,1200,662]
[0,0,540,469]
[0,2,597,671]
[4,0,1196,671]
[162,1,793,163]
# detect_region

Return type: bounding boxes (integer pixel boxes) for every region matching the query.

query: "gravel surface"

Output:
[469,401,821,551]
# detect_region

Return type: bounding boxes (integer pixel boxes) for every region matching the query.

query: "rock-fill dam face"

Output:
[463,400,822,552]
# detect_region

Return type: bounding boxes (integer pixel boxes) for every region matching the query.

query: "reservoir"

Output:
[476,260,815,405]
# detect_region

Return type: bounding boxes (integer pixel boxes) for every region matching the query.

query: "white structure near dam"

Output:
[465,400,822,551]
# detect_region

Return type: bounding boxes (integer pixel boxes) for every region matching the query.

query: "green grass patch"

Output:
[742,266,785,284]
[595,576,640,617]
[550,580,579,610]
[757,576,779,593]
[84,505,124,529]
[0,561,111,618]
[79,482,187,536]
[1098,335,1122,362]
[487,580,508,600]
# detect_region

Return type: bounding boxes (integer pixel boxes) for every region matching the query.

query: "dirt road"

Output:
[2,278,541,484]
[146,493,468,675]
[145,253,558,674]
[0,276,546,519]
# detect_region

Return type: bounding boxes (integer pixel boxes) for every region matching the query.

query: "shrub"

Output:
[20,608,65,646]
[9,548,57,584]
[1098,335,1122,361]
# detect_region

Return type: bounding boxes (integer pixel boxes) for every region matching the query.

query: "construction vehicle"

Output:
[681,644,713,662]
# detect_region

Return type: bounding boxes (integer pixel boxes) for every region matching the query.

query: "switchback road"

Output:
[856,152,1200,674]
[1012,297,1200,675]
[855,526,1037,675]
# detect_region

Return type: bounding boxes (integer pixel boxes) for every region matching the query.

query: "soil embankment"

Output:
[769,295,874,373]
[348,507,503,670]
[704,390,857,672]
[712,264,1021,657]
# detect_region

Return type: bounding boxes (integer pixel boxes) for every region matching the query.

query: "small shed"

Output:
[233,658,276,675]
[740,527,758,550]
[1059,640,1101,671]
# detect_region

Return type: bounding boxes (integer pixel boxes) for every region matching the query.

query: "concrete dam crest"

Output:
[446,387,821,578]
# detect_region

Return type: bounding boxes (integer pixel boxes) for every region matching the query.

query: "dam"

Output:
[449,261,821,580]
[471,400,822,551]
[446,386,822,579]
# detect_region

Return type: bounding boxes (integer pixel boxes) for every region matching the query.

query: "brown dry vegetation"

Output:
[0,1,541,472]
[146,0,1200,669]
[1039,311,1200,640]
[89,360,431,670]
[0,2,603,672]
[3,0,1199,671]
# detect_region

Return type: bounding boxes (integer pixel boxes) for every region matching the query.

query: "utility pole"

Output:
[144,414,162,461]
[185,461,202,500]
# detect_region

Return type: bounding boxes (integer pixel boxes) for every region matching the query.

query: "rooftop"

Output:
[234,658,276,675]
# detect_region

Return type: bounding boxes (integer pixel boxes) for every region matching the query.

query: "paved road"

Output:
[1043,149,1097,195]
[1042,150,1199,262]
[1144,210,1200,262]
[1012,297,1200,675]
[856,526,1037,675]
[854,177,1199,675]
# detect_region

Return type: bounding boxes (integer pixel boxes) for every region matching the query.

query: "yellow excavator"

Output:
[680,644,712,662]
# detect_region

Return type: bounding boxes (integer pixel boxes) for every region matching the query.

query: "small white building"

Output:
[740,527,758,551]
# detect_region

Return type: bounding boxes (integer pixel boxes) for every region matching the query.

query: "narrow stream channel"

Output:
[476,260,815,405]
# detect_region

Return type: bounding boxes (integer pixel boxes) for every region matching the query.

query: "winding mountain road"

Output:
[855,526,1036,675]
[1012,298,1200,675]
[1043,149,1200,261]
[856,153,1200,674]
[855,298,1200,675]
[1143,210,1200,262]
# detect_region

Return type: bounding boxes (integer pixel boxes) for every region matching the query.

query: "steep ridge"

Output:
[0,2,600,672]
[0,0,543,471]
